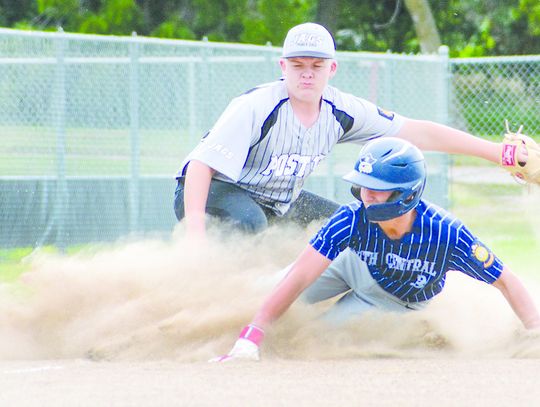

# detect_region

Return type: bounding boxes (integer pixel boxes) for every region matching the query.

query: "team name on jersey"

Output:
[385,253,436,276]
[260,154,325,177]
[358,250,436,276]
[357,250,437,276]
[357,250,378,265]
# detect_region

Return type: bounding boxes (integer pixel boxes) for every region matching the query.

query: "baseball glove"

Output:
[500,120,540,184]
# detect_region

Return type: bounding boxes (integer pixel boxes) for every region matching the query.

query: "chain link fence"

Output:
[0,28,537,249]
[450,55,540,137]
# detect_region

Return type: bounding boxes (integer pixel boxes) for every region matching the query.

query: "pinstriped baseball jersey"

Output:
[177,79,404,215]
[310,200,503,303]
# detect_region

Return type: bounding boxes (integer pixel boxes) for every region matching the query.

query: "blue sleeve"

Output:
[309,205,356,260]
[448,226,503,284]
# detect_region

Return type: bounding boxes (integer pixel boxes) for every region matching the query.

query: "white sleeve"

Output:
[338,95,405,144]
[181,96,257,181]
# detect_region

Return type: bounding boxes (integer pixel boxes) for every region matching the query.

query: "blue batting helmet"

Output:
[342,137,426,221]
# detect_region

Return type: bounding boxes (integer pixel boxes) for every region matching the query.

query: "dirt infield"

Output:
[1,358,540,406]
[1,221,539,406]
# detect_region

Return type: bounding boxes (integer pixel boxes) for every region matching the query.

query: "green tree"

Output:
[432,0,539,56]
[519,0,540,35]
[0,0,36,26]
[335,0,415,52]
[189,0,247,41]
[316,0,340,34]
[1,0,538,55]
[102,0,143,34]
[136,0,193,36]
[241,0,314,45]
[35,0,82,30]
[512,0,540,53]
[78,13,109,34]
[404,0,441,53]
[151,14,196,40]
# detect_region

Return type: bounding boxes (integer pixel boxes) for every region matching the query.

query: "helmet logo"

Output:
[358,153,377,174]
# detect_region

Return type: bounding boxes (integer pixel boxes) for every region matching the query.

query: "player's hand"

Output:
[209,338,260,362]
[209,324,264,363]
[500,120,540,185]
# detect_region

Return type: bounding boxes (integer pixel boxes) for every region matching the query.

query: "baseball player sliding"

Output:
[210,137,540,362]
[174,22,540,236]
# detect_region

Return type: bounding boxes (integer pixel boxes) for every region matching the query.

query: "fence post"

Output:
[438,45,450,125]
[129,32,140,233]
[265,41,274,81]
[199,36,211,131]
[437,45,451,209]
[54,26,68,251]
[188,56,197,145]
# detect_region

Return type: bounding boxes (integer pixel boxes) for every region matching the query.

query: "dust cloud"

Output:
[0,219,539,362]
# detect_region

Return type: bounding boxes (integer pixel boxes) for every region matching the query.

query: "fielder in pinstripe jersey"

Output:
[175,22,527,236]
[210,137,540,362]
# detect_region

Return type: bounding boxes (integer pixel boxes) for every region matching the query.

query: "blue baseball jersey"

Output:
[310,200,503,303]
[177,79,404,215]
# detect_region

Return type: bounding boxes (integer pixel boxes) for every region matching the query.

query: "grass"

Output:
[0,247,35,282]
[0,244,109,282]
[0,247,52,282]
[450,182,539,275]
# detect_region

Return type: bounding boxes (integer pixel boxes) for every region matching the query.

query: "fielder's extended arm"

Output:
[396,119,501,163]
[397,119,540,185]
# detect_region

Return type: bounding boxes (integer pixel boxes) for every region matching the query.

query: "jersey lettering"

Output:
[357,250,378,266]
[260,154,325,177]
[410,274,428,289]
[205,142,234,160]
[385,253,436,276]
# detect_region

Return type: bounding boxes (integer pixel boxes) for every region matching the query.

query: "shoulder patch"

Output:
[470,241,495,268]
[377,106,395,121]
